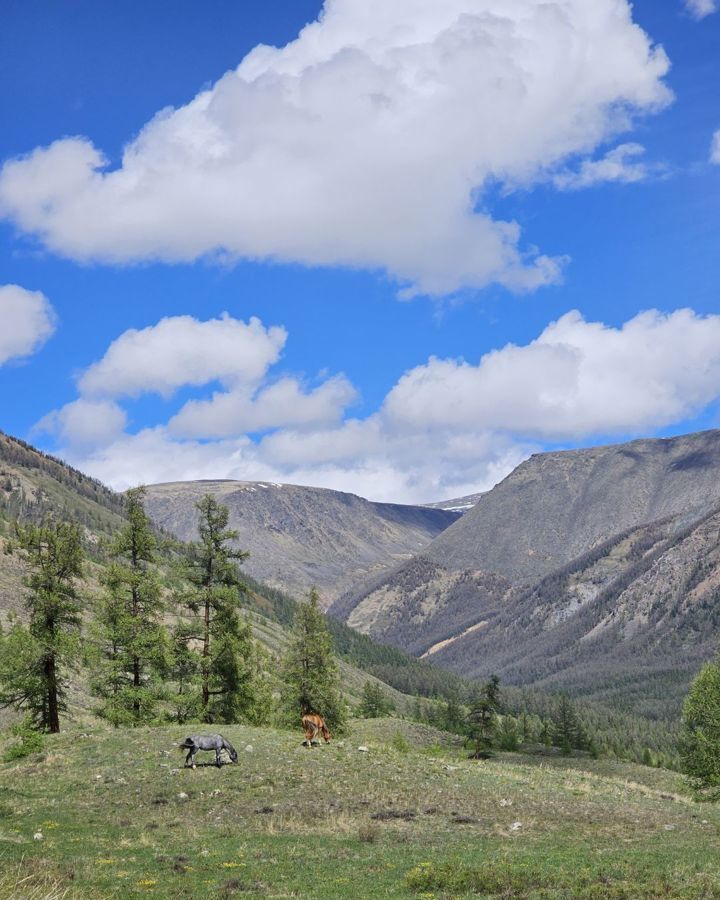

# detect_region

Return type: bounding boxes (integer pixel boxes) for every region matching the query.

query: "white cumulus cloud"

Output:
[168,375,358,438]
[38,312,358,453]
[383,309,720,438]
[0,284,57,366]
[35,399,127,448]
[0,0,670,297]
[38,307,720,504]
[79,314,286,399]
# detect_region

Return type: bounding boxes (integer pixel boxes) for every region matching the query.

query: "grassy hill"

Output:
[1,719,718,899]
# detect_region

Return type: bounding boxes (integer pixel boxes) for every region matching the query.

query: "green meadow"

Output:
[1,719,718,899]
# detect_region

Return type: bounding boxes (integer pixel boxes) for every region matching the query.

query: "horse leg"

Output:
[185,748,194,767]
[216,747,222,767]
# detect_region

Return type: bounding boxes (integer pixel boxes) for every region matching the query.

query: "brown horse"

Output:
[301,713,331,747]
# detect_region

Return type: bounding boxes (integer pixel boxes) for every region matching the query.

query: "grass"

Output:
[0,718,718,898]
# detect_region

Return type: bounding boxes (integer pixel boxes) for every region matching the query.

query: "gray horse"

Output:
[179,734,238,768]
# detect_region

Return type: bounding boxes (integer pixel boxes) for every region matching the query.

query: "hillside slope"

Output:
[331,430,720,717]
[1,721,718,900]
[143,479,459,605]
[425,429,720,582]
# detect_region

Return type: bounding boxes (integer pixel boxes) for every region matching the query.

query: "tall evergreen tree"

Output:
[358,680,394,718]
[90,487,170,726]
[0,520,84,732]
[466,675,501,758]
[280,589,346,733]
[681,655,720,800]
[553,695,584,755]
[179,495,261,723]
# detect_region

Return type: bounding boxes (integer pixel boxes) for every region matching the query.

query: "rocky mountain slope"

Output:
[142,479,459,606]
[331,429,720,717]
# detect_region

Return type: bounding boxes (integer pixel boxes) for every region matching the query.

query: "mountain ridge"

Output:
[142,478,460,606]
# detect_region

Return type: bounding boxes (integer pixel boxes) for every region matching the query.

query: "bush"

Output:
[3,719,45,761]
[389,729,410,754]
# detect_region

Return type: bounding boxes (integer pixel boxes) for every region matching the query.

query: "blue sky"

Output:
[1,0,719,502]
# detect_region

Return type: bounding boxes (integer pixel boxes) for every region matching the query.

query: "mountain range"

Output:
[142,479,459,606]
[330,429,720,717]
[3,426,720,721]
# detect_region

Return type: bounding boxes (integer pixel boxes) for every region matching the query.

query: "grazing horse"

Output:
[179,734,238,768]
[301,714,331,747]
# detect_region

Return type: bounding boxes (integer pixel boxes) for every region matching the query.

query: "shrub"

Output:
[2,719,46,761]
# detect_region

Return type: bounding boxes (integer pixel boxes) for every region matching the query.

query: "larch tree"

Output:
[681,655,720,800]
[358,680,394,718]
[0,520,84,733]
[179,495,263,723]
[280,588,346,733]
[466,675,501,758]
[90,487,170,726]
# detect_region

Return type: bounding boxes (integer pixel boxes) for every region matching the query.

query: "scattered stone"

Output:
[170,768,180,775]
[177,792,189,801]
[244,745,253,753]
[510,821,522,831]
[500,798,512,807]
[33,832,43,841]
[159,764,170,769]
[371,810,416,821]
[664,824,675,831]
[358,746,369,753]
[443,765,460,771]
[95,775,102,781]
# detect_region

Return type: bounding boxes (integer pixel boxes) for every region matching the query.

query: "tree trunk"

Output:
[44,652,60,733]
[202,594,210,717]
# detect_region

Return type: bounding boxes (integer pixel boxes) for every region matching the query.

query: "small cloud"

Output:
[710,130,720,165]
[553,144,659,191]
[684,0,718,20]
[0,284,56,366]
[34,399,127,449]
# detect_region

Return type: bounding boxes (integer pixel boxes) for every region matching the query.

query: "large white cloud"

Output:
[0,0,670,296]
[383,309,720,438]
[38,312,358,451]
[40,306,720,503]
[0,284,57,366]
[79,314,286,398]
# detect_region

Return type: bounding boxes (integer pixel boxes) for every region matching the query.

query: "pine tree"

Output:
[359,680,394,718]
[179,495,261,723]
[553,695,583,755]
[681,655,720,799]
[280,589,346,733]
[0,520,84,732]
[441,692,465,734]
[90,487,170,726]
[466,676,501,758]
